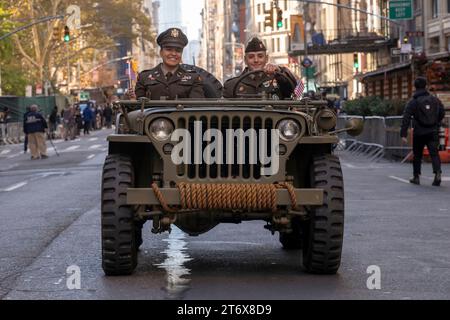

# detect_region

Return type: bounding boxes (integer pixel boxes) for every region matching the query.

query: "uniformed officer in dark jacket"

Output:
[223,37,297,99]
[132,28,204,100]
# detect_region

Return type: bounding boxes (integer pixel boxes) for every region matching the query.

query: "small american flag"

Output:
[294,79,304,98]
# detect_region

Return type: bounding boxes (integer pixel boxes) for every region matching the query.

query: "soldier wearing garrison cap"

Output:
[130,28,204,100]
[223,37,297,99]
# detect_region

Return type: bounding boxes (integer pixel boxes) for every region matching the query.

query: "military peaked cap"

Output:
[157,28,188,49]
[245,37,267,53]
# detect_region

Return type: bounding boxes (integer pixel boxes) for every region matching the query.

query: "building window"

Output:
[257,4,261,15]
[284,0,288,11]
[432,0,438,18]
[429,36,440,53]
[448,0,450,13]
[277,37,280,52]
[271,38,275,51]
[258,22,262,33]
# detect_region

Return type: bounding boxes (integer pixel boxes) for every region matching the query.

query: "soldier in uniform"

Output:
[130,28,205,100]
[223,37,297,99]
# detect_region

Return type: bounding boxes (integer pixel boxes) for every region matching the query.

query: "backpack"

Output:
[415,95,439,127]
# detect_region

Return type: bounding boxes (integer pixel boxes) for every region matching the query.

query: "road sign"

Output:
[391,48,402,56]
[79,91,90,101]
[36,83,42,95]
[389,0,413,20]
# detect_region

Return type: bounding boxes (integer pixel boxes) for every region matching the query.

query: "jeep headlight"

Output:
[149,118,174,141]
[277,119,301,142]
[315,109,337,131]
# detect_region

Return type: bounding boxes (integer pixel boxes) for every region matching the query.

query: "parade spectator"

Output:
[23,104,48,160]
[62,105,75,141]
[23,106,31,153]
[0,107,9,142]
[49,106,58,139]
[103,104,113,129]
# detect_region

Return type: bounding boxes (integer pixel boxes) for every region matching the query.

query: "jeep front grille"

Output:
[146,110,303,185]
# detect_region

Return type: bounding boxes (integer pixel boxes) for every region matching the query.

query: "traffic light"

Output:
[264,9,274,29]
[52,26,61,41]
[353,53,359,69]
[276,8,283,29]
[64,26,70,42]
[403,35,409,43]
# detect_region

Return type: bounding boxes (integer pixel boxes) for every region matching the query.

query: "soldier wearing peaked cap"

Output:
[223,37,297,99]
[131,28,205,100]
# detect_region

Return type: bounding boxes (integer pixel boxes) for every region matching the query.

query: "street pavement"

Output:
[0,132,449,300]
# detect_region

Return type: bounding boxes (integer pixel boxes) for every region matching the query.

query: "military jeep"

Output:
[101,70,363,276]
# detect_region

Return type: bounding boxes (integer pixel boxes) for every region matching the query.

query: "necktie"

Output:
[166,72,173,81]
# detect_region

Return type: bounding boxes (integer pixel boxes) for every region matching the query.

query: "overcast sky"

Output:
[181,0,203,40]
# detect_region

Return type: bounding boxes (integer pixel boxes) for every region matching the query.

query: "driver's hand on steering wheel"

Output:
[263,63,281,76]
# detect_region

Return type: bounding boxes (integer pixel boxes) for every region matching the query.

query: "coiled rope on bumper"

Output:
[151,182,298,213]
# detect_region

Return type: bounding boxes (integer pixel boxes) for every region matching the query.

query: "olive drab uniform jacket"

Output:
[135,64,205,100]
[223,67,297,99]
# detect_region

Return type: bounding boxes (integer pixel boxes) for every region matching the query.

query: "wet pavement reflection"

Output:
[155,227,192,299]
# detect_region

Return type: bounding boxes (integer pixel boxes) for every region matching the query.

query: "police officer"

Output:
[223,37,297,99]
[131,28,204,100]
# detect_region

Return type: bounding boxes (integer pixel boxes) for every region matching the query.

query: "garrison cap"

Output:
[245,37,267,53]
[157,28,188,49]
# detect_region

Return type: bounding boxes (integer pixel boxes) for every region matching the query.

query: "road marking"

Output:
[343,163,357,168]
[389,176,410,184]
[87,154,96,160]
[0,149,11,155]
[88,137,98,142]
[7,152,23,159]
[189,240,262,246]
[1,181,28,192]
[63,145,80,152]
[89,144,102,150]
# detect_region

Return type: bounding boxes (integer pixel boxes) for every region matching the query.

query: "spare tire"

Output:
[181,64,223,98]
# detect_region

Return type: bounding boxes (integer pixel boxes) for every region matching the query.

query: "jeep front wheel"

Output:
[302,154,344,274]
[101,154,137,276]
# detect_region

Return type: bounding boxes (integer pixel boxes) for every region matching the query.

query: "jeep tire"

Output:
[101,154,137,276]
[302,154,344,274]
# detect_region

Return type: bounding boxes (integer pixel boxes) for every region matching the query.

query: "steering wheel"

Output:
[231,69,296,99]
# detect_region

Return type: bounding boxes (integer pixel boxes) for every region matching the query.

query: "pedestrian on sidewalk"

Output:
[401,76,445,186]
[23,104,48,160]
[82,105,93,135]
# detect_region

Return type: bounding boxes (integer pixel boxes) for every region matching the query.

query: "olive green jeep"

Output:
[101,70,363,276]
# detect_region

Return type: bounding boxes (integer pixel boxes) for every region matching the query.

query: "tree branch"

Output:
[12,34,40,69]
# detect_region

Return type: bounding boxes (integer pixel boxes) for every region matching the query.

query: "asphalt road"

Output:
[0,131,449,300]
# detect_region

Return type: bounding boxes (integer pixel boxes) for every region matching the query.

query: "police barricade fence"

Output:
[336,115,412,162]
[0,122,24,145]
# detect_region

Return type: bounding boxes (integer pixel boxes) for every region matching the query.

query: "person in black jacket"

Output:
[400,77,445,186]
[23,104,48,160]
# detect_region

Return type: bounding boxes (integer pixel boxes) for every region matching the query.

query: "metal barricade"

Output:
[0,122,24,145]
[384,116,411,160]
